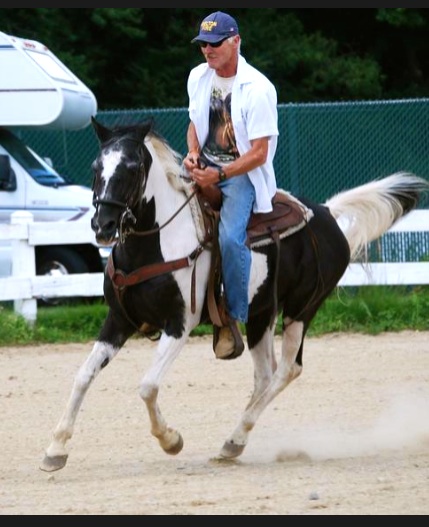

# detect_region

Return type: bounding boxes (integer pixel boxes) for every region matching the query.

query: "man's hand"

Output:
[183,151,200,172]
[184,154,220,188]
[190,165,222,188]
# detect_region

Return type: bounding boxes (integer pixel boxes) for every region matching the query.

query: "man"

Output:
[184,11,279,360]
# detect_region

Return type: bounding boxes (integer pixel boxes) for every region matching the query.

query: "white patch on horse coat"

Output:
[144,139,200,263]
[249,252,269,305]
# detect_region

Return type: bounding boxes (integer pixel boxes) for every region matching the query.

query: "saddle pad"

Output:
[249,190,314,249]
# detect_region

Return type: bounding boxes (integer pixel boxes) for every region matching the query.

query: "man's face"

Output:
[199,36,240,72]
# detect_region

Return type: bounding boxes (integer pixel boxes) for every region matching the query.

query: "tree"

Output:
[1,9,429,108]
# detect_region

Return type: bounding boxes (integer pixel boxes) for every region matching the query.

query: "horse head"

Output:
[90,117,154,245]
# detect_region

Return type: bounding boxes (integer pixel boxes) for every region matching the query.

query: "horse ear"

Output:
[135,120,154,143]
[91,116,112,144]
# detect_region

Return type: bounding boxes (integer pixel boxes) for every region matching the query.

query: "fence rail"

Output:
[339,210,429,286]
[1,210,428,324]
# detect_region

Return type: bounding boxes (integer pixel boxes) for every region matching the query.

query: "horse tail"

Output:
[324,172,429,261]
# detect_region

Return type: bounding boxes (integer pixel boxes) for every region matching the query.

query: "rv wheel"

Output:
[36,247,90,306]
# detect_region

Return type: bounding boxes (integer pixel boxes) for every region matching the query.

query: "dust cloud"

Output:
[272,390,429,463]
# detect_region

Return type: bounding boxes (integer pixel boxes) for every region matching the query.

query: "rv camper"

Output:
[0,31,107,300]
[0,31,97,129]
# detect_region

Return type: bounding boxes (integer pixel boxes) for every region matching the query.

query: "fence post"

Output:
[11,211,37,325]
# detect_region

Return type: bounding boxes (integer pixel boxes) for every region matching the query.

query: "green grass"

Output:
[306,286,429,336]
[1,286,428,347]
[0,301,109,346]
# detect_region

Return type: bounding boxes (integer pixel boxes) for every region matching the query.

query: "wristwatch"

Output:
[218,168,227,182]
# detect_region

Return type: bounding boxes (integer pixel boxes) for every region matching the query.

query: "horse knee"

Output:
[140,382,158,404]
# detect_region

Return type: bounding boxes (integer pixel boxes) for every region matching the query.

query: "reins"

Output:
[119,188,198,242]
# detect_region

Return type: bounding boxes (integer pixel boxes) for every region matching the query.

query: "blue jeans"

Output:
[218,174,256,323]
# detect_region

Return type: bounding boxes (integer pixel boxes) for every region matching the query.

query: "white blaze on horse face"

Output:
[100,149,124,198]
[249,252,269,304]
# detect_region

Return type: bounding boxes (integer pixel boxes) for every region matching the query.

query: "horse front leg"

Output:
[220,320,304,460]
[139,333,189,456]
[40,340,122,472]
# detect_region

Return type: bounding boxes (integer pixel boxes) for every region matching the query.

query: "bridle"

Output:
[93,178,198,245]
[93,138,199,244]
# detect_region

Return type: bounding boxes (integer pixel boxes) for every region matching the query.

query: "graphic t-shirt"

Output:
[201,74,239,168]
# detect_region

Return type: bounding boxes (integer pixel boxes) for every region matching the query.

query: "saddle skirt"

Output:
[177,171,314,249]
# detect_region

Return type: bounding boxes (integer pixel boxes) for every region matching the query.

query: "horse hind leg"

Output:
[40,340,121,473]
[220,318,304,460]
[245,326,277,410]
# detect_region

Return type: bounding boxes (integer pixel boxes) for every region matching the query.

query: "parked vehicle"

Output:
[0,31,108,298]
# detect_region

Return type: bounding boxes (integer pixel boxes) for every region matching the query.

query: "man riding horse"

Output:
[183,11,280,360]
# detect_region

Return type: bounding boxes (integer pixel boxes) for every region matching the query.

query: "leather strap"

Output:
[206,212,224,328]
[108,253,194,290]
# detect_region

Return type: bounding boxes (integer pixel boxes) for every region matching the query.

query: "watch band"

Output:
[218,168,227,182]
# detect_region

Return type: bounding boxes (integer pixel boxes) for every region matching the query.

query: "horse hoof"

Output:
[164,434,184,456]
[220,441,245,460]
[40,454,68,473]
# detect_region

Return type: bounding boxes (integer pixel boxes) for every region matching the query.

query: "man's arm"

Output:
[190,137,270,188]
[184,122,201,171]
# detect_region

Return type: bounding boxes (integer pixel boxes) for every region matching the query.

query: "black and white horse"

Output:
[40,118,428,472]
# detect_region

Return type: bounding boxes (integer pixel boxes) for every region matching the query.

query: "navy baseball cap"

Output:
[192,11,239,44]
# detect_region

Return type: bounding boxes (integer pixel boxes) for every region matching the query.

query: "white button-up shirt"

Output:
[187,55,279,214]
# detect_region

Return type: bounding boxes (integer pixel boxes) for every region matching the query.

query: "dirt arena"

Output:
[0,332,428,515]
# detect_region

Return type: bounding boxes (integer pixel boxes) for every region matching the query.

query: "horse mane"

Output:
[108,120,185,189]
[147,131,185,190]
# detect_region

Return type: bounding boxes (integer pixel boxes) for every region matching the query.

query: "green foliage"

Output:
[241,10,384,102]
[376,8,427,28]
[0,307,34,346]
[1,287,428,347]
[2,9,429,108]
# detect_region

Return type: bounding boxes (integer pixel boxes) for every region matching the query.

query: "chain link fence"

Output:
[16,98,429,263]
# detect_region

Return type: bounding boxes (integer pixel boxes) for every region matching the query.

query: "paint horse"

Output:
[40,118,429,472]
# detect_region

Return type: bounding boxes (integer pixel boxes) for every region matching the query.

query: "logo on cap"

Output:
[201,21,218,32]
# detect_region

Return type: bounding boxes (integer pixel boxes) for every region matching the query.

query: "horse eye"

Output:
[124,160,140,173]
[91,160,97,172]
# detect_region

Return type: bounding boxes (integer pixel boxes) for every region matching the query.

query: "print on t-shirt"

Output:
[202,75,239,168]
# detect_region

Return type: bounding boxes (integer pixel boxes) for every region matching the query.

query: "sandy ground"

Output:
[0,332,428,516]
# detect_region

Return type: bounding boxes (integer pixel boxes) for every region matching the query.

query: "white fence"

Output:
[338,210,429,286]
[0,212,104,324]
[0,210,428,324]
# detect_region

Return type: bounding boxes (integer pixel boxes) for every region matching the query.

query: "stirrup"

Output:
[213,318,245,361]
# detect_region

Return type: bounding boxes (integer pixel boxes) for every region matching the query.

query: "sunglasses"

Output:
[199,38,228,49]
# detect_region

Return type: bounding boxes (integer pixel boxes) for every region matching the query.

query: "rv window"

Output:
[0,155,17,192]
[0,128,68,188]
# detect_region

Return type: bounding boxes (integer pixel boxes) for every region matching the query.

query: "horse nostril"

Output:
[104,221,117,234]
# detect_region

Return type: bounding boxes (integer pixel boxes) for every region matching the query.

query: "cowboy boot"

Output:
[213,318,245,360]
